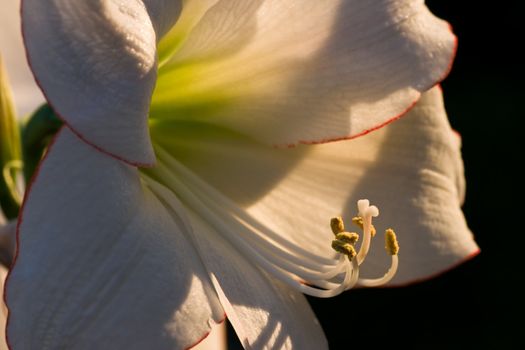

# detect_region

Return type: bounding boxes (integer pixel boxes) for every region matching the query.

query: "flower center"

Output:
[141,14,400,296]
[142,149,399,298]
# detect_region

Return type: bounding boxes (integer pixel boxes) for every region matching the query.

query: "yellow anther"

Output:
[335,232,359,245]
[352,216,376,237]
[331,240,357,260]
[330,217,345,235]
[385,229,399,255]
[352,216,363,228]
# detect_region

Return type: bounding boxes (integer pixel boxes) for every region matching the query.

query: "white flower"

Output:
[2,0,478,349]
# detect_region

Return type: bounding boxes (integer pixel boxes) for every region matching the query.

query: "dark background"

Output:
[229,1,522,348]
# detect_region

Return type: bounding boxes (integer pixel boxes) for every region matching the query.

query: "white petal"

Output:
[21,0,166,165]
[6,128,224,350]
[152,0,456,145]
[189,212,328,350]
[153,87,478,285]
[0,0,44,117]
[142,171,327,349]
[191,323,226,350]
[143,0,183,38]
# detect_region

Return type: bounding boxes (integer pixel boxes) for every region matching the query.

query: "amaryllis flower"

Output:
[4,0,478,349]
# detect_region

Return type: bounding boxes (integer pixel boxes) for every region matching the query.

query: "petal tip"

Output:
[21,0,158,167]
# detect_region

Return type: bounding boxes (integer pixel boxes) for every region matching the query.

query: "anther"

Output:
[335,232,359,245]
[352,216,376,237]
[330,217,345,235]
[385,229,399,255]
[325,200,400,293]
[331,240,357,260]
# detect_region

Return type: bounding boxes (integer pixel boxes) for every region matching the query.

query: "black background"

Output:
[229,1,523,348]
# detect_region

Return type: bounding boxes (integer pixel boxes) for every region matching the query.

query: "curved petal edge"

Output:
[6,127,224,349]
[22,0,160,166]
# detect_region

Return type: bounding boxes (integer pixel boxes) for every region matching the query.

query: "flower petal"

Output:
[21,0,180,165]
[142,169,327,349]
[6,127,224,349]
[0,0,44,117]
[152,0,456,145]
[189,213,328,349]
[152,87,478,285]
[143,0,183,38]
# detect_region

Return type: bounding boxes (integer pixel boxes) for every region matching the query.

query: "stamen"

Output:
[155,145,338,267]
[331,240,357,260]
[330,217,345,234]
[332,201,400,288]
[385,228,399,255]
[335,231,359,245]
[358,255,398,288]
[352,216,376,237]
[148,146,400,296]
[330,217,359,260]
[148,151,355,298]
[358,229,400,287]
[148,164,344,282]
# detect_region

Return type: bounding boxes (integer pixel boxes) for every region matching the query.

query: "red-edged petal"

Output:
[152,0,457,145]
[21,0,168,165]
[6,127,224,349]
